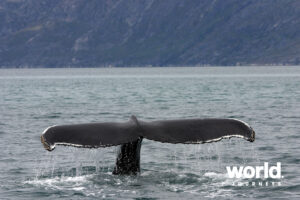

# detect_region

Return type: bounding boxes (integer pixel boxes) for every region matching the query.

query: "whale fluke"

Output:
[41,116,255,175]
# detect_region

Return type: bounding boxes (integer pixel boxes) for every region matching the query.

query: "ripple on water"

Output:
[1,67,300,199]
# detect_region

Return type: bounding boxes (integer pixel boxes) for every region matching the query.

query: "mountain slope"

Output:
[0,0,299,67]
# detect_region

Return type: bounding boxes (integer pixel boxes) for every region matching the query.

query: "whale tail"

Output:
[41,115,255,174]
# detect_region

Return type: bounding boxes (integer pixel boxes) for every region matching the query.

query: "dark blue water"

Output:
[0,67,300,199]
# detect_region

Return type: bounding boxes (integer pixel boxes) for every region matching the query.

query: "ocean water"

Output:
[0,66,300,199]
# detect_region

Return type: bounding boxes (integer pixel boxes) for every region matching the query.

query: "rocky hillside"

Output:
[0,0,299,67]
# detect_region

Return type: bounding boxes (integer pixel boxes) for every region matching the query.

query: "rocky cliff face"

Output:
[0,0,299,67]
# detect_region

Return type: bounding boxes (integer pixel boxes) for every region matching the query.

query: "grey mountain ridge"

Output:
[0,0,299,67]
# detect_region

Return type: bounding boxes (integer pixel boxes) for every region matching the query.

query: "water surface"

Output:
[0,67,300,199]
